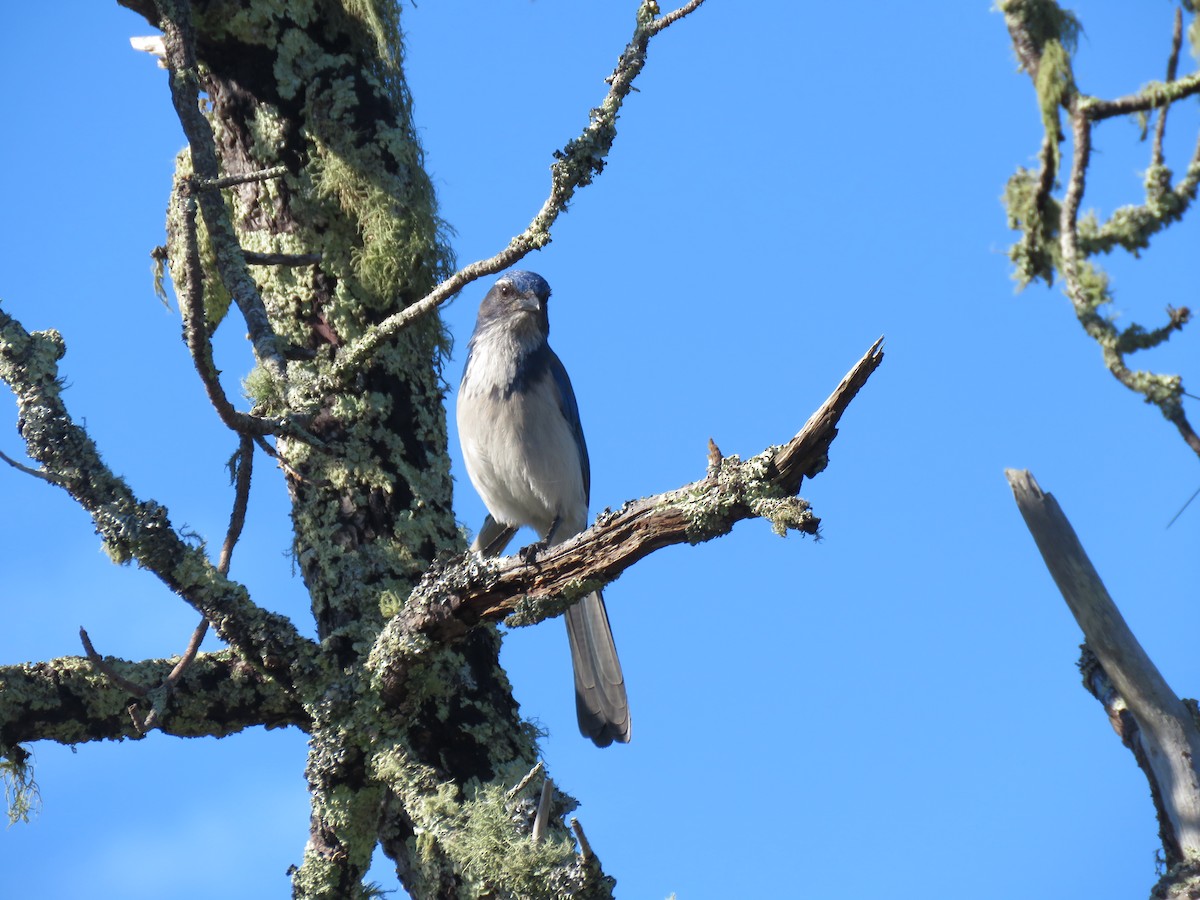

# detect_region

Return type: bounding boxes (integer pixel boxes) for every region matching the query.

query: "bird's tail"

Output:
[565,590,630,747]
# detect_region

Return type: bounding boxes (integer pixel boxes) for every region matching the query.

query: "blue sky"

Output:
[2,2,1198,897]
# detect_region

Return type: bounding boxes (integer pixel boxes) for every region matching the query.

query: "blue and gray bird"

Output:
[456,271,631,747]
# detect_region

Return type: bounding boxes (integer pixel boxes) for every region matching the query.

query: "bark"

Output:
[1006,470,1200,895]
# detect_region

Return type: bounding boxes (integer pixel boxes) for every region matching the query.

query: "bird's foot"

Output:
[518,539,549,564]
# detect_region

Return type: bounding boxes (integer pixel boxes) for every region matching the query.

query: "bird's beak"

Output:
[516,292,541,313]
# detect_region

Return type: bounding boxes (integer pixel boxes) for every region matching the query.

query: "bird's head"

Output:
[475,271,552,337]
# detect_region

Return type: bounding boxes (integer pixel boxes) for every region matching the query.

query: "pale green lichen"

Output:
[997,0,1081,60]
[1,746,41,826]
[749,496,815,538]
[1002,166,1060,288]
[1034,38,1073,166]
[505,579,606,629]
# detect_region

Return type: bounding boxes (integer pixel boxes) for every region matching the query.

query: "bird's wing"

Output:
[544,348,591,504]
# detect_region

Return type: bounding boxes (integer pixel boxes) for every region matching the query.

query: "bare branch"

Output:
[172,183,277,436]
[142,436,257,729]
[1151,7,1184,170]
[194,165,288,191]
[1005,469,1200,865]
[79,628,150,698]
[153,0,287,381]
[371,339,883,701]
[505,761,546,803]
[0,448,63,486]
[324,0,708,388]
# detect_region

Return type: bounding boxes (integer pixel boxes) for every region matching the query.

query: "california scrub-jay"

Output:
[456,271,630,747]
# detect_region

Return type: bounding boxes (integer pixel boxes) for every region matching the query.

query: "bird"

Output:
[456,270,630,747]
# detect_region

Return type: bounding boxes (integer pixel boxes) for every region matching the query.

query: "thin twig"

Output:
[323,0,707,388]
[144,436,256,728]
[172,181,326,445]
[174,183,276,436]
[1166,484,1200,529]
[154,0,287,381]
[79,628,149,698]
[1150,7,1184,170]
[0,448,63,485]
[505,761,545,803]
[1059,109,1095,320]
[194,165,288,191]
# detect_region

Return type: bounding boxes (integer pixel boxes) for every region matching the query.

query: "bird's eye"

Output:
[498,283,513,298]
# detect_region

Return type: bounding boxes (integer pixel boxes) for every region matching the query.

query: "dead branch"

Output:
[371,338,883,703]
[1005,469,1200,867]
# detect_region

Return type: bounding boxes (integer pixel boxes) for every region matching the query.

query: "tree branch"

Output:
[371,339,884,698]
[0,650,308,749]
[324,0,708,388]
[1150,7,1183,171]
[1002,1,1200,464]
[0,305,319,687]
[141,435,257,729]
[172,182,281,436]
[1081,68,1200,121]
[153,0,288,381]
[1005,469,1200,866]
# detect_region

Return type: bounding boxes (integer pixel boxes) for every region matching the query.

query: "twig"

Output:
[1166,484,1200,529]
[1150,7,1183,170]
[171,181,327,446]
[505,761,545,803]
[154,0,287,381]
[144,436,256,729]
[323,0,708,388]
[193,165,288,191]
[0,448,63,486]
[173,183,276,436]
[79,628,149,698]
